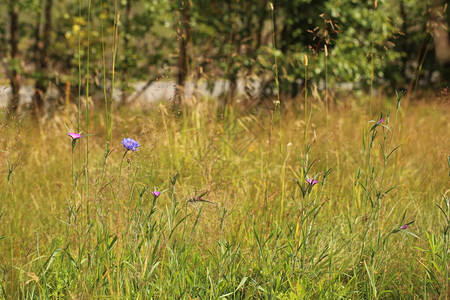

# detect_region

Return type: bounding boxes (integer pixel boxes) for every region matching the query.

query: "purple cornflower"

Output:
[152,191,161,198]
[400,224,409,230]
[122,138,140,152]
[376,118,384,125]
[306,178,318,186]
[67,132,82,140]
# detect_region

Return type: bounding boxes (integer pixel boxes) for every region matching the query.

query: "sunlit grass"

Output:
[0,97,448,298]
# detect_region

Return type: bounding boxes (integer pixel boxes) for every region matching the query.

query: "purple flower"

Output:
[67,132,82,140]
[306,178,318,186]
[400,224,409,230]
[122,138,140,152]
[376,118,384,125]
[152,191,161,198]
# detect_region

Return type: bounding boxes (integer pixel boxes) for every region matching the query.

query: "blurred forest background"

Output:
[1,0,449,116]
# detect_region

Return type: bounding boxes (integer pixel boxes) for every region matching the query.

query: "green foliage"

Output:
[2,0,447,106]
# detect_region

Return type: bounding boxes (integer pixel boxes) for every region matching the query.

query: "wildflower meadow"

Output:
[1,91,448,298]
[1,0,449,298]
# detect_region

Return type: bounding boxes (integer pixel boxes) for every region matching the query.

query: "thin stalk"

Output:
[71,140,76,204]
[325,45,329,168]
[369,46,374,117]
[77,0,82,132]
[369,1,376,117]
[115,149,129,294]
[270,3,284,221]
[264,111,273,211]
[111,3,120,137]
[99,0,114,186]
[387,90,405,183]
[5,163,16,297]
[270,3,280,110]
[100,0,109,146]
[413,36,432,94]
[85,0,92,223]
[304,55,308,143]
[118,150,129,187]
[325,45,329,138]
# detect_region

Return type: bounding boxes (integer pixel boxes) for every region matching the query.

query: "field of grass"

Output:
[0,95,449,298]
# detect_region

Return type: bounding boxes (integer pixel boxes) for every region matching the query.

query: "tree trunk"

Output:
[223,0,238,106]
[33,0,53,116]
[7,2,20,118]
[175,0,190,106]
[399,1,408,78]
[121,0,131,105]
[255,0,268,52]
[431,2,450,64]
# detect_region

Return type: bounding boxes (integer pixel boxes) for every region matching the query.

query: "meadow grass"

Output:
[0,96,449,299]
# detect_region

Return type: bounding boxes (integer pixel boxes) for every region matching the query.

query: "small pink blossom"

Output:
[306,178,318,186]
[67,132,82,139]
